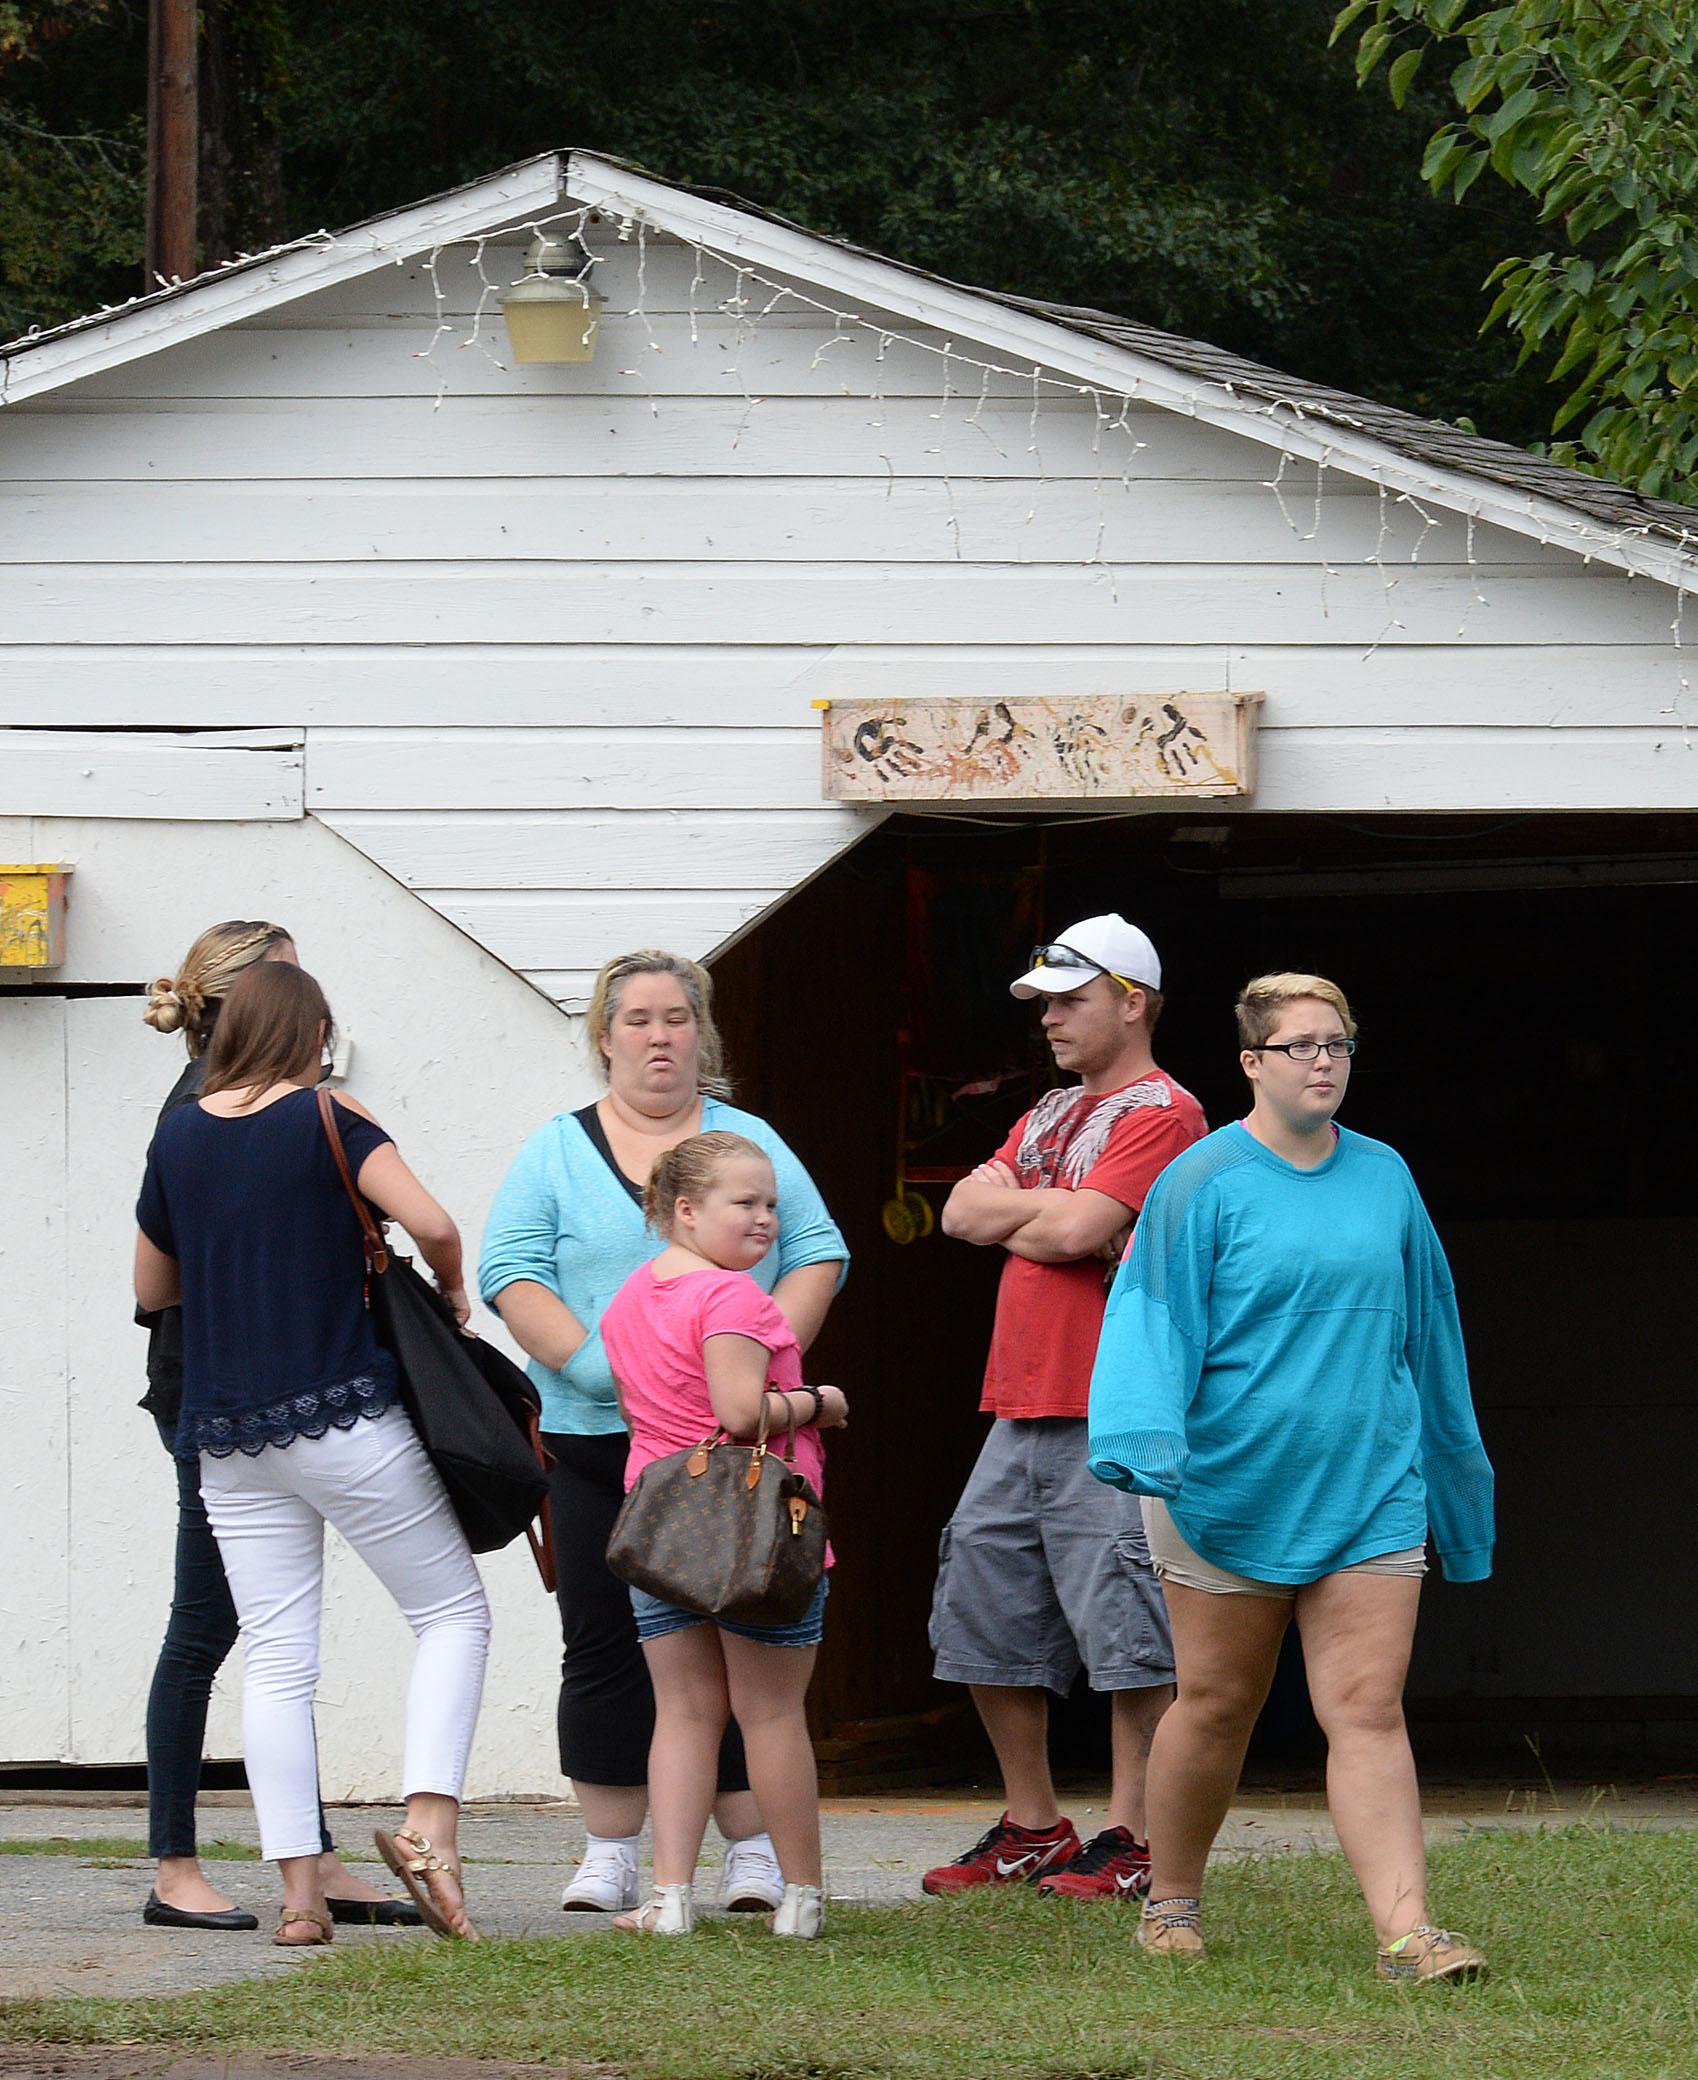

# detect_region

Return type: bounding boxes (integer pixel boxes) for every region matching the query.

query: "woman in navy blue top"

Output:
[136,961,489,1946]
[137,919,411,1933]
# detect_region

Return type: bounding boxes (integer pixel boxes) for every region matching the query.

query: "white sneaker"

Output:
[615,1883,696,1935]
[771,1882,824,1938]
[720,1832,785,1913]
[560,1841,640,1914]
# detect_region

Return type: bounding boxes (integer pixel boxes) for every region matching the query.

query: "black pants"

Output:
[146,1431,333,1860]
[545,1429,750,1795]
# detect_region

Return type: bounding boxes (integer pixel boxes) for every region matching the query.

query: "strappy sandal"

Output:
[373,1827,477,1942]
[272,1905,333,1948]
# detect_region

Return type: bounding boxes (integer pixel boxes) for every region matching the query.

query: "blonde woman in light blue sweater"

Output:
[479,950,847,1916]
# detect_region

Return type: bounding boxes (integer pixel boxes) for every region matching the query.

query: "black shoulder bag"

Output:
[318,1088,556,1587]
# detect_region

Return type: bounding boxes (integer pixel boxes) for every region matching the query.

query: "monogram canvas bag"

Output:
[606,1394,826,1626]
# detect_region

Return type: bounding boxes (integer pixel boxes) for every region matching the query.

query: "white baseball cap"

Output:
[1010,914,1163,999]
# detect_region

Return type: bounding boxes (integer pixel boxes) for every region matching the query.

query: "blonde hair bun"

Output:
[143,920,292,1054]
[143,977,192,1034]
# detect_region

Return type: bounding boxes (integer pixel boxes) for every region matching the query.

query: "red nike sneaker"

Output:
[920,1812,1082,1895]
[1035,1825,1152,1900]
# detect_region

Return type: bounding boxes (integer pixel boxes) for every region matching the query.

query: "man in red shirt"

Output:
[924,915,1206,1901]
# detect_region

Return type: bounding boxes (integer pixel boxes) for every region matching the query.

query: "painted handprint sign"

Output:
[820,693,1259,801]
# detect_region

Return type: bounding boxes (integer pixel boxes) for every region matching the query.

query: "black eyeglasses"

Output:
[1028,943,1136,995]
[1252,1038,1357,1061]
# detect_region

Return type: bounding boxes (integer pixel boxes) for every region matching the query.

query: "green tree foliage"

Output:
[0,0,142,336]
[2,0,1553,451]
[1338,0,1698,502]
[271,0,1554,436]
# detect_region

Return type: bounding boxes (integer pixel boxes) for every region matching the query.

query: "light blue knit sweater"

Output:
[478,1099,848,1436]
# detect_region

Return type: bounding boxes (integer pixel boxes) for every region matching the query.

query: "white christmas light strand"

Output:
[8,188,1697,719]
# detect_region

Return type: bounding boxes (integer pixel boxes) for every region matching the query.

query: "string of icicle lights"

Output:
[46,189,1694,703]
[399,195,1697,701]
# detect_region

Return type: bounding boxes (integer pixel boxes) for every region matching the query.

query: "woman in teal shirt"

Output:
[1089,972,1493,1982]
[479,949,847,1917]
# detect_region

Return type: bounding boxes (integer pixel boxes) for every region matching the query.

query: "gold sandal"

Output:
[373,1827,476,1942]
[272,1906,333,1948]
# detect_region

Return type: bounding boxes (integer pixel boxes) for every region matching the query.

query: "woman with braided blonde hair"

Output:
[143,921,297,1066]
[138,922,415,1935]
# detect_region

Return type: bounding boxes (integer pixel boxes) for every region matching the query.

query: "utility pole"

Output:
[145,0,198,287]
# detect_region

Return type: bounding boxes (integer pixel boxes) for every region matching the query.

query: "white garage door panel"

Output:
[0,998,70,1758]
[62,999,241,1763]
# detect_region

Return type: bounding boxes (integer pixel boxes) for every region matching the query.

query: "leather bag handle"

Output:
[317,1086,389,1274]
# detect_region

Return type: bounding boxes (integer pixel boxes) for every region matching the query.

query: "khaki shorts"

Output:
[1140,1496,1427,1601]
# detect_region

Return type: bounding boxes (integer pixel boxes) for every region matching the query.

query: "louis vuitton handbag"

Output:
[605,1396,826,1626]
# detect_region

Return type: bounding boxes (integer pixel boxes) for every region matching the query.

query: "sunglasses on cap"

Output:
[1028,943,1138,995]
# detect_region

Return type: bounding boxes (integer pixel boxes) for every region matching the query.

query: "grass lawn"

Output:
[3,1827,1696,2079]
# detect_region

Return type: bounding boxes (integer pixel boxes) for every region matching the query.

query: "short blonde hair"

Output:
[144,919,294,1057]
[1235,973,1357,1051]
[584,948,731,1099]
[642,1130,771,1237]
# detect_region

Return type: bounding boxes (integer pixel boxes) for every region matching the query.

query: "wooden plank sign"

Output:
[818,693,1261,802]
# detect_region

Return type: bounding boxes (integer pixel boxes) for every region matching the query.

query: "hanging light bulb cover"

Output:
[501,231,604,363]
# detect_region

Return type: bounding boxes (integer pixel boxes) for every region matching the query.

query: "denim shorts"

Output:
[630,1574,829,1647]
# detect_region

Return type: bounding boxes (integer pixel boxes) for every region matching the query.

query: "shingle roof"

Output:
[679,171,1698,556]
[1013,297,1698,552]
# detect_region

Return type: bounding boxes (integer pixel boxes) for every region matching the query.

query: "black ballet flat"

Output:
[326,1894,425,1927]
[142,1889,260,1931]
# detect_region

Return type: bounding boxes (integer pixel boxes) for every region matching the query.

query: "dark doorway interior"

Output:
[711,810,1698,1784]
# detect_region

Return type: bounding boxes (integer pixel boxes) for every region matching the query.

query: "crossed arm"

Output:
[941,1160,1134,1264]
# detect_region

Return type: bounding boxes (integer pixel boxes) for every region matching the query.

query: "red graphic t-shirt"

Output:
[979,1071,1207,1420]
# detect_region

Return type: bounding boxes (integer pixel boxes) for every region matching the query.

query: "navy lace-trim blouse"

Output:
[137,1087,400,1459]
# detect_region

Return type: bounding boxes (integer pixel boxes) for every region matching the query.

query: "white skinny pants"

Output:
[200,1405,490,1861]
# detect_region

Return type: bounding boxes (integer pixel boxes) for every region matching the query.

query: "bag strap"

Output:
[317,1089,560,1596]
[754,1385,800,1465]
[316,1087,389,1275]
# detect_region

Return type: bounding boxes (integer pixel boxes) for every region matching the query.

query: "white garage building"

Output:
[3,151,1695,1796]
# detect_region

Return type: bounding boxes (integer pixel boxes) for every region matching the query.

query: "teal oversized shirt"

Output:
[1088,1123,1494,1585]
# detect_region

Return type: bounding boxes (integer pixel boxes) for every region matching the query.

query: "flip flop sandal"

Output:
[272,1906,333,1948]
[373,1827,475,1942]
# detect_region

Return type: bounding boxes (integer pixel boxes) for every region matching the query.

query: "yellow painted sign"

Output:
[0,864,71,968]
[818,693,1262,802]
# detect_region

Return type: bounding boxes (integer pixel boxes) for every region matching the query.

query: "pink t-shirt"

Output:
[600,1263,829,1511]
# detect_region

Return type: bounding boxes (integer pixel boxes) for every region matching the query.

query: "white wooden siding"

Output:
[0,479,1551,567]
[2,230,1694,1011]
[11,562,1669,648]
[0,730,303,820]
[0,643,1689,731]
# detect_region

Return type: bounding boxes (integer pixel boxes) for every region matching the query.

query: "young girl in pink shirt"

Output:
[599,1130,848,1938]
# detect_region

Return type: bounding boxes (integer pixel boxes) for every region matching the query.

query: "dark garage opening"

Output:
[710,809,1698,1787]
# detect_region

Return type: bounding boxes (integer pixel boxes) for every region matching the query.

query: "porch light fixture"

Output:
[500,231,603,363]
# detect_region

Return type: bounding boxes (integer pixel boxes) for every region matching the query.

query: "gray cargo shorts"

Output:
[930,1416,1174,1695]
